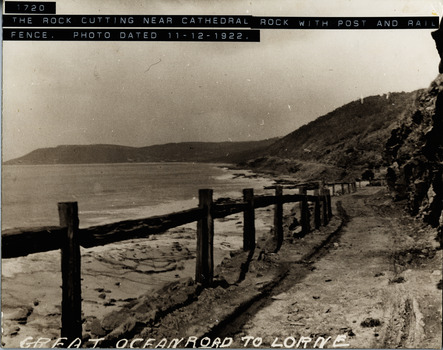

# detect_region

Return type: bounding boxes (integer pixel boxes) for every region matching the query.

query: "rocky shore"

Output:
[1,206,275,348]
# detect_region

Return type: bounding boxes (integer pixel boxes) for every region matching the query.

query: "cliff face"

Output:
[384,23,443,244]
[431,18,443,73]
[385,74,443,241]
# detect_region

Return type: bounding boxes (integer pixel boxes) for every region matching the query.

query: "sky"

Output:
[2,0,442,160]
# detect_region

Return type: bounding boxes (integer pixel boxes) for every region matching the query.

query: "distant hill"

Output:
[5,91,421,182]
[239,91,421,181]
[3,139,278,165]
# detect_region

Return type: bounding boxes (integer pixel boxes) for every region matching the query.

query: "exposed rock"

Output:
[360,317,382,328]
[84,317,107,337]
[384,66,443,245]
[7,306,33,323]
[385,17,443,234]
[431,17,443,73]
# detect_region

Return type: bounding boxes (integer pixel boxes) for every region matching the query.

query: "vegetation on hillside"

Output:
[240,91,420,181]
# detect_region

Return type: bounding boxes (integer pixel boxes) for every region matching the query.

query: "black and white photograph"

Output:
[1,0,442,348]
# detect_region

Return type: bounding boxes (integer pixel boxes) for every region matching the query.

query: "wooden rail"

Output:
[2,181,357,341]
[326,181,359,196]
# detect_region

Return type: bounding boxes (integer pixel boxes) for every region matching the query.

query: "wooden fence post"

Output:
[243,188,255,251]
[58,202,82,342]
[321,188,328,226]
[341,183,345,195]
[274,186,283,251]
[347,183,351,194]
[332,183,336,196]
[196,189,214,287]
[326,189,333,219]
[313,189,321,229]
[299,187,310,236]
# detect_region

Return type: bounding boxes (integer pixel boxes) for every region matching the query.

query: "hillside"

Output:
[385,74,443,244]
[6,92,420,176]
[239,91,421,181]
[3,139,278,165]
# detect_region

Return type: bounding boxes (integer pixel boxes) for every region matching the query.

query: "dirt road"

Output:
[220,187,442,348]
[5,187,439,348]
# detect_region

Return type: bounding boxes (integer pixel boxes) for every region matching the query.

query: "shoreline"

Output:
[1,163,276,230]
[1,205,276,348]
[1,164,284,347]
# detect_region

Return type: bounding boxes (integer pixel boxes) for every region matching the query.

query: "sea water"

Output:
[1,163,278,347]
[1,163,274,229]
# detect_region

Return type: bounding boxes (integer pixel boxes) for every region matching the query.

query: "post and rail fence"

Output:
[2,181,357,341]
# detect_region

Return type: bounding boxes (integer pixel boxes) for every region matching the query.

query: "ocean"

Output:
[1,163,279,347]
[1,162,274,229]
